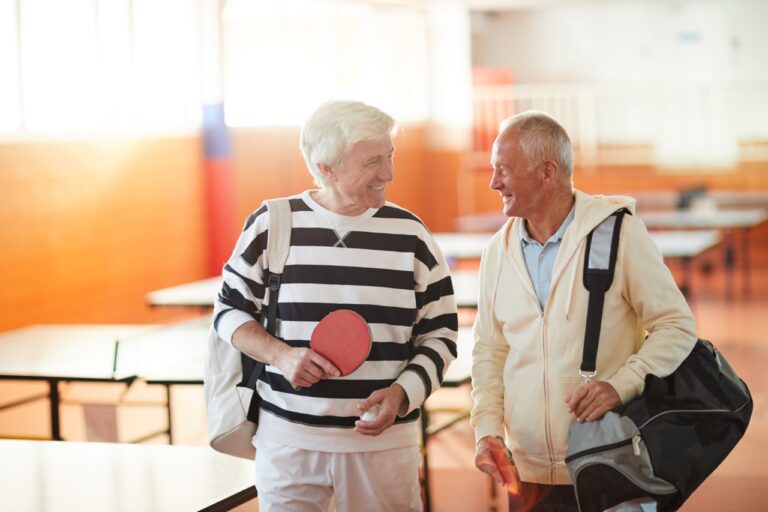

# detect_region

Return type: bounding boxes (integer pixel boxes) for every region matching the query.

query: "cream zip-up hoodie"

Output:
[470,190,697,485]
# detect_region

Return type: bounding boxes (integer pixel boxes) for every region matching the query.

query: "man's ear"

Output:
[317,163,334,181]
[541,160,558,181]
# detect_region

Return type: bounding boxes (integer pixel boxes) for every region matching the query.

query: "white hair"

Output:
[499,110,573,175]
[300,101,397,186]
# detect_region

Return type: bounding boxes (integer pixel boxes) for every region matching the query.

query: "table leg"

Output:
[724,231,735,301]
[49,379,62,441]
[741,228,751,299]
[680,257,692,300]
[420,406,432,512]
[165,384,173,444]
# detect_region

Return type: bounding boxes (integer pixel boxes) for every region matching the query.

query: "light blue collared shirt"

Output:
[520,206,575,310]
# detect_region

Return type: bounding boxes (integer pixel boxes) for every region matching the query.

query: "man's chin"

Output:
[370,196,387,208]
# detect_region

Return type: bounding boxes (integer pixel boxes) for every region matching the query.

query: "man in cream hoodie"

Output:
[470,111,697,511]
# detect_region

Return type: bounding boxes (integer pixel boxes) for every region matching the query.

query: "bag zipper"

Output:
[638,398,751,429]
[565,437,634,463]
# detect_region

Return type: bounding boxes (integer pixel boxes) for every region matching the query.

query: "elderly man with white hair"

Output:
[213,100,458,512]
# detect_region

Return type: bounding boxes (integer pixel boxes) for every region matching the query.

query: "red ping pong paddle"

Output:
[490,439,520,495]
[310,309,372,376]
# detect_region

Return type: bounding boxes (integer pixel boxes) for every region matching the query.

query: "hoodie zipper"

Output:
[540,308,558,481]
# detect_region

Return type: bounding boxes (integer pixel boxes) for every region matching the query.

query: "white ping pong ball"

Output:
[360,406,379,422]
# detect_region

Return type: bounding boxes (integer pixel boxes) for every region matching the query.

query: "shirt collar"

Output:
[519,205,575,247]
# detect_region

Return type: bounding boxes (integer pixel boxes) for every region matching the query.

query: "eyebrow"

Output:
[367,148,394,162]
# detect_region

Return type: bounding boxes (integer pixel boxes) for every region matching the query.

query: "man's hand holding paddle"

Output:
[231,319,340,389]
[282,308,372,391]
[273,346,340,389]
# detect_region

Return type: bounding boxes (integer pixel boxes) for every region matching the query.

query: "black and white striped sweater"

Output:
[213,190,458,452]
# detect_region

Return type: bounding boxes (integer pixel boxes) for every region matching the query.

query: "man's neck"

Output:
[524,191,575,244]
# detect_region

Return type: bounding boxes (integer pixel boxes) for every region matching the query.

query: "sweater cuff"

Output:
[394,370,426,416]
[216,310,259,346]
[473,419,505,445]
[606,366,645,404]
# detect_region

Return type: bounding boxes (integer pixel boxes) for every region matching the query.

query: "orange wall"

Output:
[0,135,209,331]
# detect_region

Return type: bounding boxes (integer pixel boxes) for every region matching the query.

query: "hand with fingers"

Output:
[354,384,406,436]
[475,436,521,493]
[565,379,621,423]
[273,346,340,389]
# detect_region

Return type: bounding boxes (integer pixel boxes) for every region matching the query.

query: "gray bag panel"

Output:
[566,413,677,497]
[567,412,637,456]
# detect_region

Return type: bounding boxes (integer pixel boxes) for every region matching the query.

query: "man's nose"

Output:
[381,160,394,182]
[490,169,501,190]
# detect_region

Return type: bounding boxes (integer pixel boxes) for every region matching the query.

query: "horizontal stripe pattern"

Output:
[212,191,458,451]
[283,264,414,289]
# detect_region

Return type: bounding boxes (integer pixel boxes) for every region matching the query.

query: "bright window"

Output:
[0,0,19,132]
[222,0,430,126]
[2,0,202,135]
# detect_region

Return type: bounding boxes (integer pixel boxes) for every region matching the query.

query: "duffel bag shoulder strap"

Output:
[579,209,629,381]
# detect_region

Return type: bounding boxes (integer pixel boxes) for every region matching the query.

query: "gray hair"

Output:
[499,111,573,175]
[300,101,397,186]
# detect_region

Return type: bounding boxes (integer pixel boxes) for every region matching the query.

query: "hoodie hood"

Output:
[571,190,636,241]
[498,189,637,321]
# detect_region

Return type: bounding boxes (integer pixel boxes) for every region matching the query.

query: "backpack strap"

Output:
[579,208,629,382]
[263,198,293,336]
[241,198,292,391]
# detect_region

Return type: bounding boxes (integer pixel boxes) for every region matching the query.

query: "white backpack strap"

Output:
[259,198,292,339]
[265,198,292,275]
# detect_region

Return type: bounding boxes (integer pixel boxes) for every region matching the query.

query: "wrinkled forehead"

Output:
[347,135,394,159]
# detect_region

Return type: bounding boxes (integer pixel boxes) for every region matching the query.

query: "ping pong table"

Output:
[0,439,256,511]
[650,230,721,298]
[146,277,221,309]
[0,318,216,443]
[631,189,768,212]
[640,208,766,299]
[0,324,158,441]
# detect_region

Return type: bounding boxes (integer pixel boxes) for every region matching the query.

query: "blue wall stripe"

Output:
[203,103,231,158]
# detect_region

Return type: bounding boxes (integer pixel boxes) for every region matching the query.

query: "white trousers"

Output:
[253,436,422,512]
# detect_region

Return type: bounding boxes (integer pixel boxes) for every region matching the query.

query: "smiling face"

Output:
[317,135,395,215]
[489,129,545,218]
